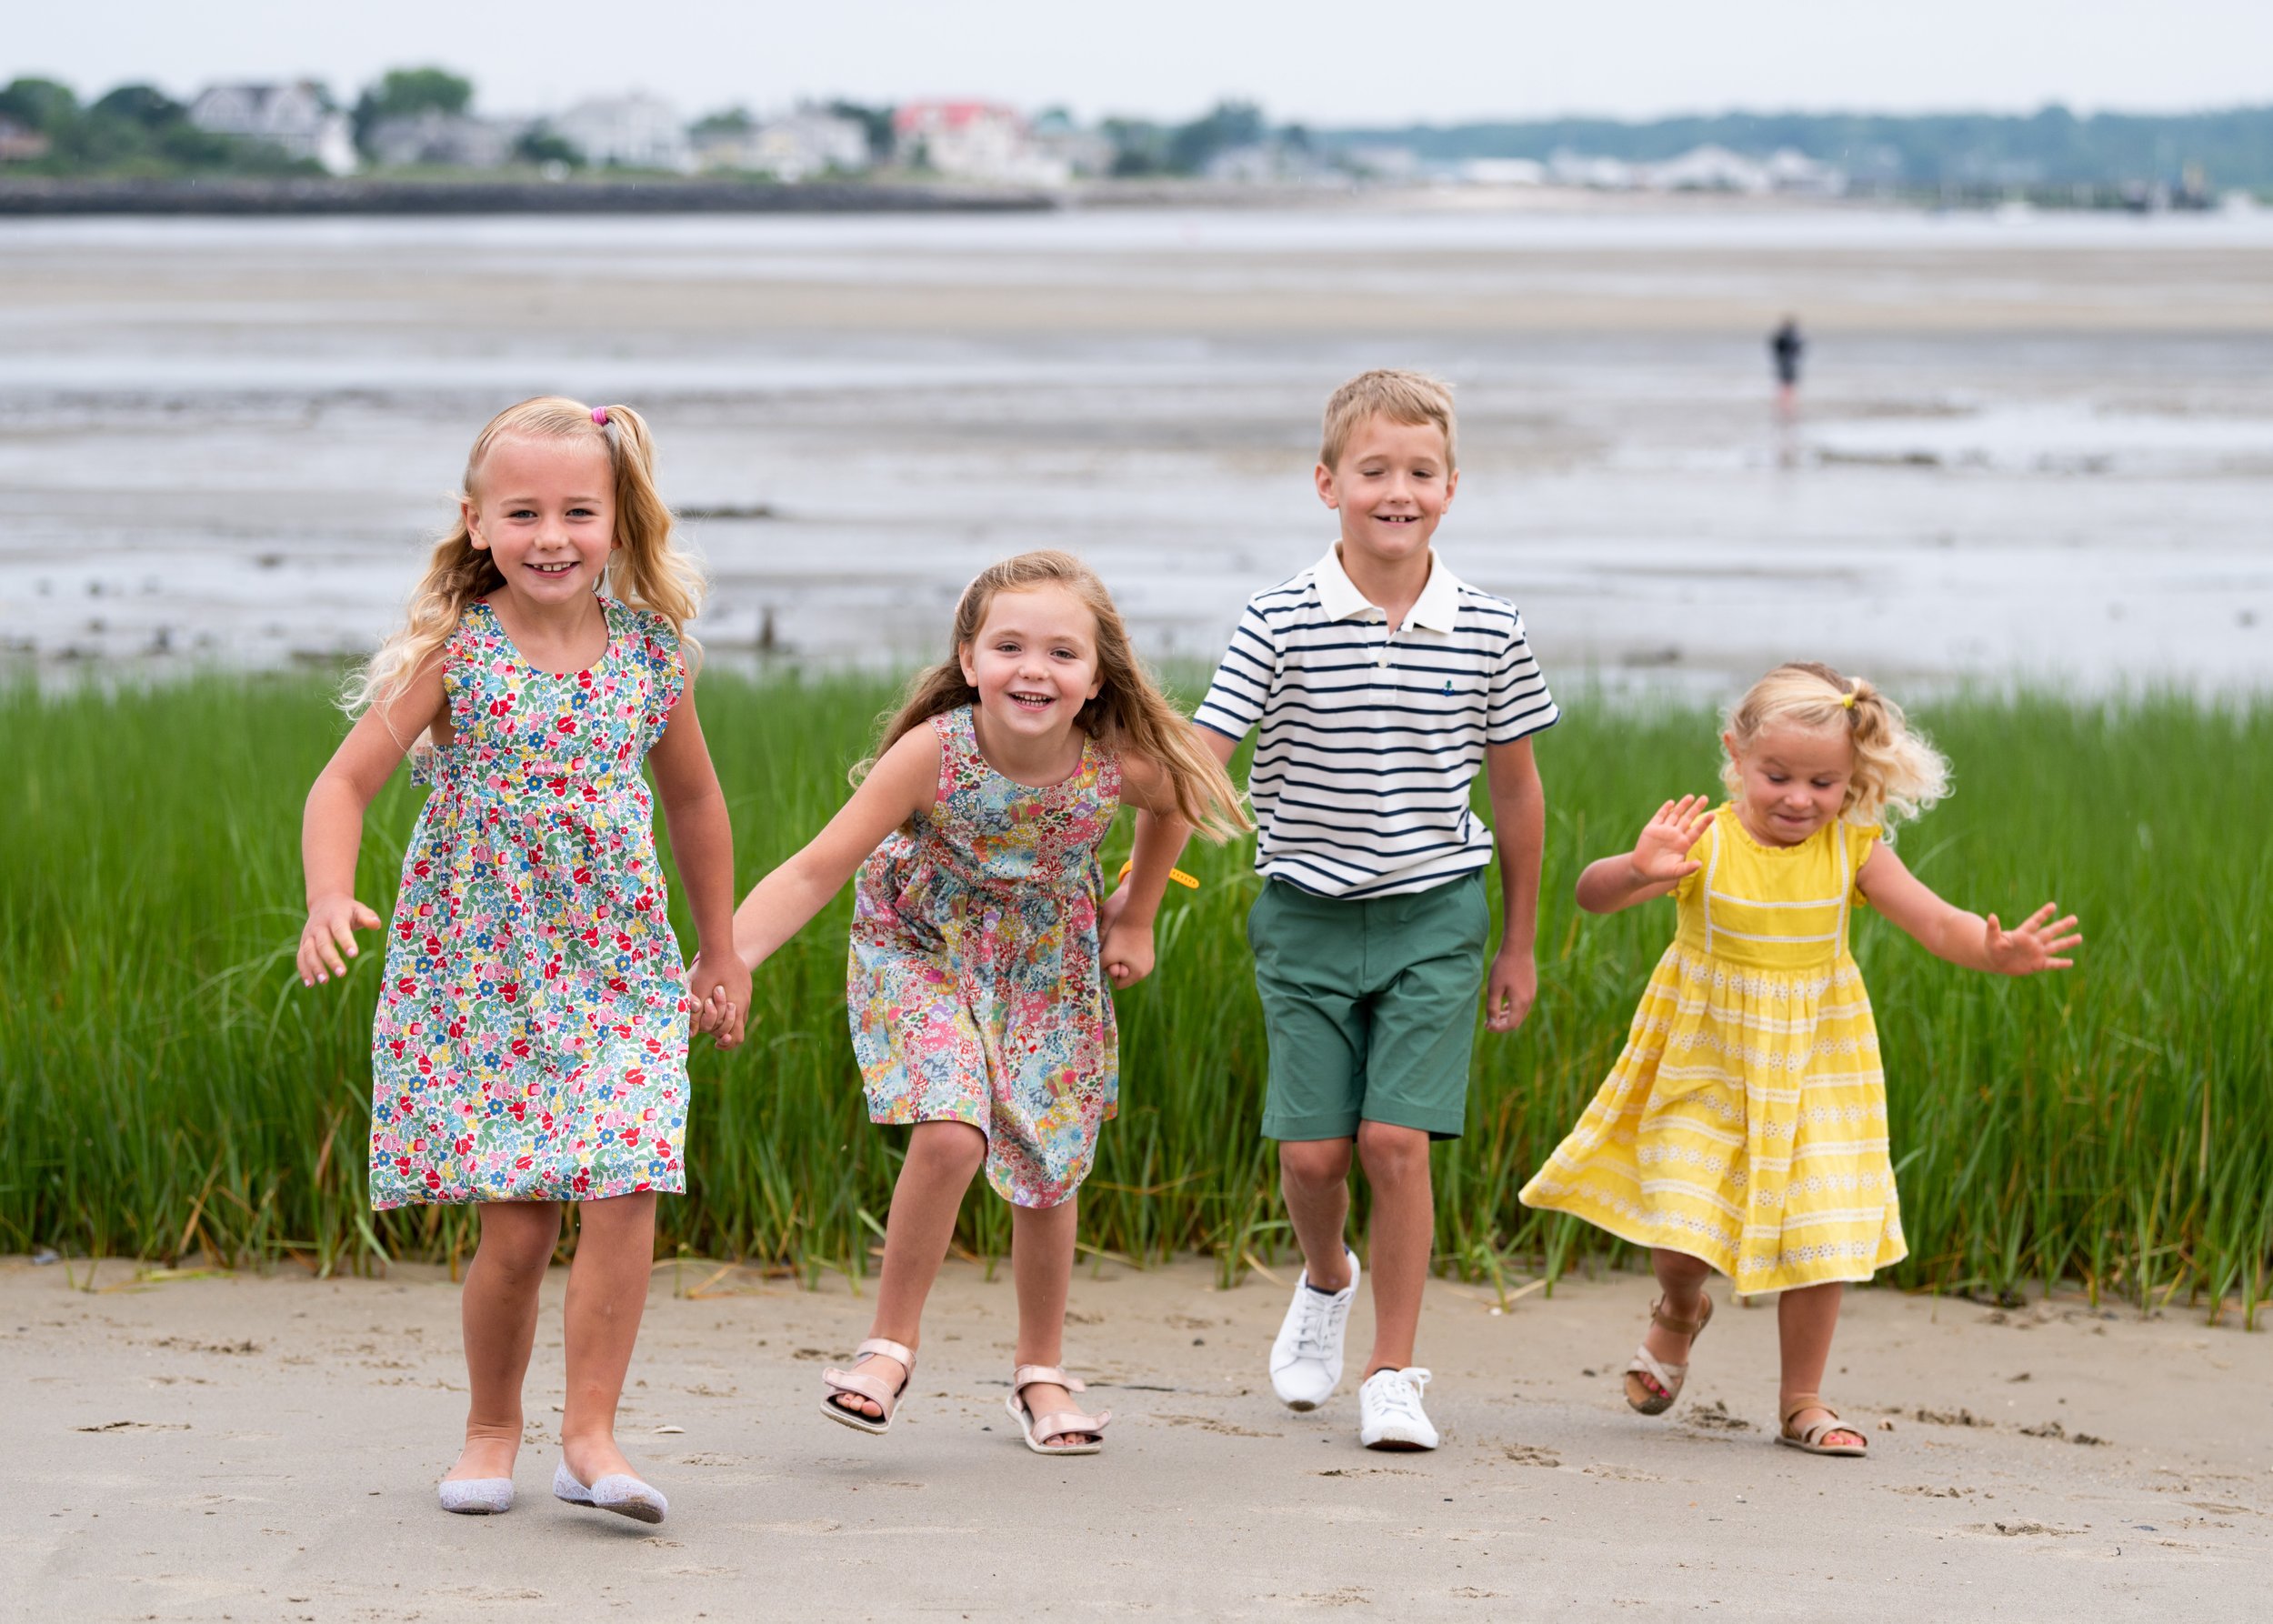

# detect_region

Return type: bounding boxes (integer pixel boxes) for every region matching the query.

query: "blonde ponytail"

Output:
[1721,661,1950,829]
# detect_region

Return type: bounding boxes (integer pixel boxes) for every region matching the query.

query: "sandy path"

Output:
[6,1255,2268,1620]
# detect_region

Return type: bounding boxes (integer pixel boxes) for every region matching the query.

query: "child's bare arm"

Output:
[297,659,445,985]
[1857,844,2081,975]
[1100,722,1238,945]
[1101,754,1192,989]
[1574,795,1715,916]
[727,726,941,970]
[647,687,751,1047]
[1482,737,1545,1033]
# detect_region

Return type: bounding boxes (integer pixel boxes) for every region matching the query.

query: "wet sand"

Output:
[6,1255,2269,1619]
[3,206,2270,687]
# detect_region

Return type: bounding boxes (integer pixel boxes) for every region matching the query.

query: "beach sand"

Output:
[7,1254,2268,1619]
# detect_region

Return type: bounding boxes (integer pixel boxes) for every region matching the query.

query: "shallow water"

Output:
[2,206,2268,692]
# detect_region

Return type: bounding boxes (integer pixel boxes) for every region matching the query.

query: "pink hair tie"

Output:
[591,406,609,426]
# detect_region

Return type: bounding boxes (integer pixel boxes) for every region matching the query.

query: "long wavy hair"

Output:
[866,550,1250,843]
[342,396,704,720]
[1721,660,1951,830]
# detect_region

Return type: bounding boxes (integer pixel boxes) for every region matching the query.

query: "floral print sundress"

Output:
[367,594,692,1209]
[848,705,1124,1209]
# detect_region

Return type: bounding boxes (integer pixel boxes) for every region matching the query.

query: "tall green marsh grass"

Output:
[4,675,2268,1320]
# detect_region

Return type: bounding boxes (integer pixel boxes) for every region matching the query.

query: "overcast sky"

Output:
[13,0,2270,125]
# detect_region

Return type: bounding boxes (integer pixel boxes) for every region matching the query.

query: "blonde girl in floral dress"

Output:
[297,397,748,1523]
[1521,663,2079,1456]
[727,551,1247,1455]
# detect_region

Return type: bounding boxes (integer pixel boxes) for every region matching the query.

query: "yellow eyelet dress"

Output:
[1520,805,1906,1292]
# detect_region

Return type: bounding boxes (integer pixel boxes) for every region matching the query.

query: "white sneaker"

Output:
[1357,1366,1438,1450]
[1268,1249,1360,1411]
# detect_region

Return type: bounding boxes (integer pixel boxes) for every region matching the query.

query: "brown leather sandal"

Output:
[1623,1292,1714,1416]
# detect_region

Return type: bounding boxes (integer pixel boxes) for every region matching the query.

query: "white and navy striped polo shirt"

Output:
[1193,546,1557,899]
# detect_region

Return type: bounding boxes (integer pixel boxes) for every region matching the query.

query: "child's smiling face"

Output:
[1725,721,1855,846]
[465,436,617,607]
[959,585,1104,749]
[1316,412,1457,573]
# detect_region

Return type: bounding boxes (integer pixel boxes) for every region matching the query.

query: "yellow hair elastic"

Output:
[1116,860,1200,889]
[1839,682,1859,710]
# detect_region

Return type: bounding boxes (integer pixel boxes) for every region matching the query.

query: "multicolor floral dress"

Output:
[1520,805,1905,1293]
[849,705,1123,1209]
[367,595,692,1209]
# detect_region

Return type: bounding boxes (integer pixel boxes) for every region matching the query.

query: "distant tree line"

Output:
[0,77,323,175]
[1323,105,2273,191]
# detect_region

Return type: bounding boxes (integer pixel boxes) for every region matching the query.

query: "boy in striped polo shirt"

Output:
[1192,369,1555,1449]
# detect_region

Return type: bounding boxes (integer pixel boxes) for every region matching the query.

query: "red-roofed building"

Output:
[892,99,1066,185]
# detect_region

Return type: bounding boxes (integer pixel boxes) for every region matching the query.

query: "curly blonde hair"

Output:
[865,550,1250,843]
[1721,661,1950,829]
[343,396,704,719]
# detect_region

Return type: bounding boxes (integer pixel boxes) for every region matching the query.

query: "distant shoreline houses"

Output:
[186,83,358,175]
[5,70,2261,203]
[153,79,1857,195]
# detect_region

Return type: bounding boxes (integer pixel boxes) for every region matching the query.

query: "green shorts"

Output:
[1247,871,1490,1143]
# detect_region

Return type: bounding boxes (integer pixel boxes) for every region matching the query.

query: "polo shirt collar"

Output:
[1314,545,1465,633]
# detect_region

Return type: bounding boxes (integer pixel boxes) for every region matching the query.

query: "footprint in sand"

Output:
[1501,1443,1562,1468]
[1583,1463,1663,1483]
[1155,1412,1281,1438]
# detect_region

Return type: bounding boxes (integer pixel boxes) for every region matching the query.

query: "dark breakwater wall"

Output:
[0,177,1059,216]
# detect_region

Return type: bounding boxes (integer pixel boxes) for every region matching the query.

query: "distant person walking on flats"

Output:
[1168,369,1556,1450]
[1770,316,1806,420]
[1521,663,2081,1457]
[296,397,749,1525]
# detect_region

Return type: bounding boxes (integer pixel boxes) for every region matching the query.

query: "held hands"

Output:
[1097,879,1155,989]
[298,895,380,987]
[1630,795,1717,888]
[685,948,754,1049]
[1102,916,1156,990]
[1984,902,2082,976]
[1484,947,1536,1033]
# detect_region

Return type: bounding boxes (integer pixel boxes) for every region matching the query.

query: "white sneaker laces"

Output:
[1292,1287,1337,1358]
[1373,1367,1431,1418]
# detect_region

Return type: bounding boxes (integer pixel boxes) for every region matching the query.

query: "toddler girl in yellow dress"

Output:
[1520,662,2080,1456]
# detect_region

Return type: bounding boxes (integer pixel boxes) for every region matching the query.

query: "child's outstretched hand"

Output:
[1630,795,1717,886]
[298,895,380,987]
[1102,917,1155,990]
[1984,902,2082,975]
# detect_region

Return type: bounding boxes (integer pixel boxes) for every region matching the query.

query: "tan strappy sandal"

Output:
[1778,1394,1868,1457]
[820,1338,915,1436]
[1623,1292,1714,1416]
[1006,1364,1112,1457]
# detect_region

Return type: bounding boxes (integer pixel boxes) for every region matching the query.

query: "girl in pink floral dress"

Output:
[296,397,747,1525]
[727,551,1247,1455]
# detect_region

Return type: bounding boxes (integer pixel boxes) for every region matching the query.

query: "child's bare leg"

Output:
[1355,1120,1432,1374]
[829,1120,986,1420]
[558,1190,656,1484]
[449,1200,560,1482]
[1008,1196,1094,1447]
[1277,1136,1356,1290]
[1634,1248,1714,1401]
[1777,1281,1865,1446]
